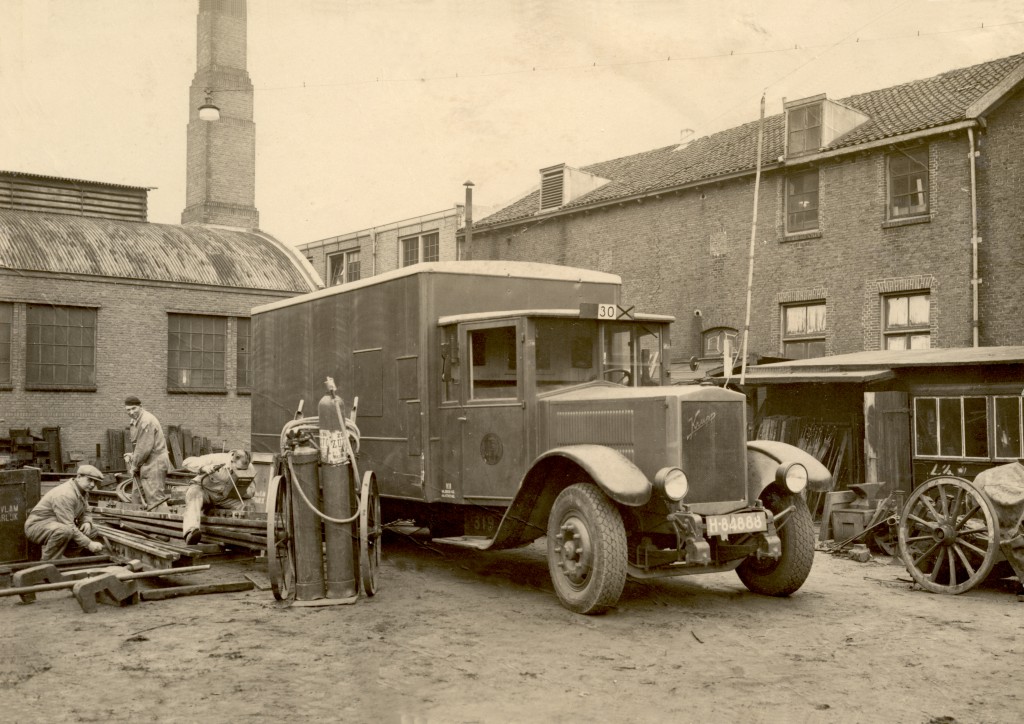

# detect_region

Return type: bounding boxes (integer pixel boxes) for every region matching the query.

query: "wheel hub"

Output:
[555,518,592,586]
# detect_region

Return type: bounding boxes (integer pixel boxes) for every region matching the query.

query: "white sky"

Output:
[1,0,1022,246]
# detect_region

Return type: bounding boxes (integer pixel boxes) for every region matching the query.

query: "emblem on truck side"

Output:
[480,433,503,465]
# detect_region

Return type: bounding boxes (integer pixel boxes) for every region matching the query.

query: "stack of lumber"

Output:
[0,426,65,472]
[92,506,268,553]
[104,424,221,472]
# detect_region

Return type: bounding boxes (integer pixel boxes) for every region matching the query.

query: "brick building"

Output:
[0,171,319,469]
[466,52,1024,379]
[298,205,466,287]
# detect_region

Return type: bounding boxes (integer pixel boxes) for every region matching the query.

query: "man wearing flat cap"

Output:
[25,465,106,560]
[123,395,170,511]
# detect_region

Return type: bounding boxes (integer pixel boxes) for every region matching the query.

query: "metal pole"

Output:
[740,93,766,386]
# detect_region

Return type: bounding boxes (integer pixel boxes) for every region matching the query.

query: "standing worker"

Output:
[122,395,170,511]
[181,449,256,545]
[24,465,106,560]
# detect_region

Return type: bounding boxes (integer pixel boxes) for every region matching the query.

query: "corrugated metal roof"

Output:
[0,209,320,293]
[475,52,1024,230]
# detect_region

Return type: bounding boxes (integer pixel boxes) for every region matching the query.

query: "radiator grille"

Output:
[680,400,746,503]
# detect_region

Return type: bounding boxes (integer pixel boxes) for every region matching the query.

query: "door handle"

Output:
[458,417,467,422]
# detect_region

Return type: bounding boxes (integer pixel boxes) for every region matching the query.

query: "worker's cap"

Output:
[124,395,142,406]
[76,464,105,483]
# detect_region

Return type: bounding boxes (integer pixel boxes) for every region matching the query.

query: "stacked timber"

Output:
[91,506,268,552]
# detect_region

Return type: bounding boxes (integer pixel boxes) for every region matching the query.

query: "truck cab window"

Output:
[469,325,519,400]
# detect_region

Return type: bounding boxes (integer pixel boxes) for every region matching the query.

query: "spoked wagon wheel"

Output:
[265,474,296,601]
[358,470,381,596]
[897,476,1001,594]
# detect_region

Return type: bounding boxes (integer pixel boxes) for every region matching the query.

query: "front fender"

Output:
[747,440,833,494]
[487,445,651,550]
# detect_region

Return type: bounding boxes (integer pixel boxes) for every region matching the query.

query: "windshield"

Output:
[535,318,662,392]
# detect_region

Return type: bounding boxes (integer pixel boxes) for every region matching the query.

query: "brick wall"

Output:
[470,130,997,364]
[0,272,293,470]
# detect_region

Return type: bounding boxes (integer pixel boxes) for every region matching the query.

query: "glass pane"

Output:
[915,398,938,456]
[908,295,929,325]
[963,397,988,458]
[909,334,930,349]
[886,297,908,327]
[995,397,1022,459]
[785,307,806,335]
[469,326,518,400]
[807,304,826,333]
[938,398,963,457]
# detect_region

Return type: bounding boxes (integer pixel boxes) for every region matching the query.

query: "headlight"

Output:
[776,463,808,494]
[654,467,689,501]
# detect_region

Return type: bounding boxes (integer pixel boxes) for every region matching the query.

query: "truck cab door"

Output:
[442,320,526,506]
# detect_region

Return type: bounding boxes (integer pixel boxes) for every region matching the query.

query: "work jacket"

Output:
[129,409,169,470]
[24,479,94,548]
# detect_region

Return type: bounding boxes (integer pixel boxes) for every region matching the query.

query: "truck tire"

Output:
[546,482,627,614]
[736,491,815,596]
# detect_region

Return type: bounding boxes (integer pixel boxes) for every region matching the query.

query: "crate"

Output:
[831,508,875,541]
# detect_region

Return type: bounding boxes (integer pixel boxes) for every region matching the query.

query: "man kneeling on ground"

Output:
[25,465,106,560]
[182,449,256,545]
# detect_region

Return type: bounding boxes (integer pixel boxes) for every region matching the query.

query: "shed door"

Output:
[864,391,912,494]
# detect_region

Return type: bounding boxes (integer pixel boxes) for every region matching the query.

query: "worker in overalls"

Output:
[182,449,256,545]
[24,465,106,560]
[122,395,170,512]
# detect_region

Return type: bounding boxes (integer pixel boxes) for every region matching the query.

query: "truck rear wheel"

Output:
[736,491,815,596]
[546,482,627,614]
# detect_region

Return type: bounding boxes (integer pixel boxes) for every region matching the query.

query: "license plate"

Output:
[705,511,767,538]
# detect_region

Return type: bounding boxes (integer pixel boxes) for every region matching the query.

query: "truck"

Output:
[251,261,830,613]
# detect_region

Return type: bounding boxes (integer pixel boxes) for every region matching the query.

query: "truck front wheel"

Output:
[736,491,815,596]
[546,482,627,614]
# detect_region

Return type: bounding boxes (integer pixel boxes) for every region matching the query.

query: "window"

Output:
[884,293,929,349]
[786,169,819,233]
[236,317,251,391]
[915,396,994,459]
[401,232,440,267]
[994,396,1022,459]
[0,302,11,386]
[468,325,518,400]
[168,314,226,392]
[26,304,96,389]
[328,250,361,286]
[888,147,929,219]
[787,104,821,156]
[782,302,826,359]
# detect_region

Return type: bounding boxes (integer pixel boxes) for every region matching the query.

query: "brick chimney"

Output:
[181,0,259,230]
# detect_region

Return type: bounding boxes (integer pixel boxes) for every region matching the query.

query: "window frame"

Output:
[0,302,12,388]
[400,231,441,267]
[781,301,826,359]
[25,303,98,391]
[887,146,929,220]
[883,292,930,350]
[702,327,739,360]
[785,168,820,234]
[328,249,361,286]
[167,313,227,394]
[787,103,822,156]
[913,395,1023,461]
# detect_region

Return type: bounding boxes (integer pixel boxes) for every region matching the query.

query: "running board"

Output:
[431,535,495,550]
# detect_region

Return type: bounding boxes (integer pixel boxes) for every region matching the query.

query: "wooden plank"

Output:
[167,426,184,469]
[818,490,857,542]
[140,580,254,601]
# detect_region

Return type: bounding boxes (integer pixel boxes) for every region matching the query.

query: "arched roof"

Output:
[0,209,321,292]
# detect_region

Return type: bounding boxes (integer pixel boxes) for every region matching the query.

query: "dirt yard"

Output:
[2,531,1021,724]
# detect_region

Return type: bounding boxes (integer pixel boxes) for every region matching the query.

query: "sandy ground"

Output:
[2,530,1021,724]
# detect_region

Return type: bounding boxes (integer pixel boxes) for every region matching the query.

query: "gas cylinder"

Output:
[288,432,326,601]
[319,384,357,599]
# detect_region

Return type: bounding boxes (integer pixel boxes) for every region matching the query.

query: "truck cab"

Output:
[252,261,829,613]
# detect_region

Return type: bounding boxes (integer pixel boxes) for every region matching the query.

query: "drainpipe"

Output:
[462,181,474,261]
[371,226,377,277]
[968,127,981,348]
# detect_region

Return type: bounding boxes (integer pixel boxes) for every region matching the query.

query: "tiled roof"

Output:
[0,209,320,292]
[476,52,1024,229]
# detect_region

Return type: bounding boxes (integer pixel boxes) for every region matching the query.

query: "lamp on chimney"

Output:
[198,88,220,122]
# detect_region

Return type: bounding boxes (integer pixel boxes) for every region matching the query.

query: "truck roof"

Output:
[251,261,622,315]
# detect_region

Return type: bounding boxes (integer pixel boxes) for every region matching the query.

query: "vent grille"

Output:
[552,408,634,459]
[0,175,148,222]
[539,170,564,210]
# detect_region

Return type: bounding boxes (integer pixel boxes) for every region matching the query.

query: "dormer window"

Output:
[784,94,870,158]
[538,163,610,212]
[787,104,822,156]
